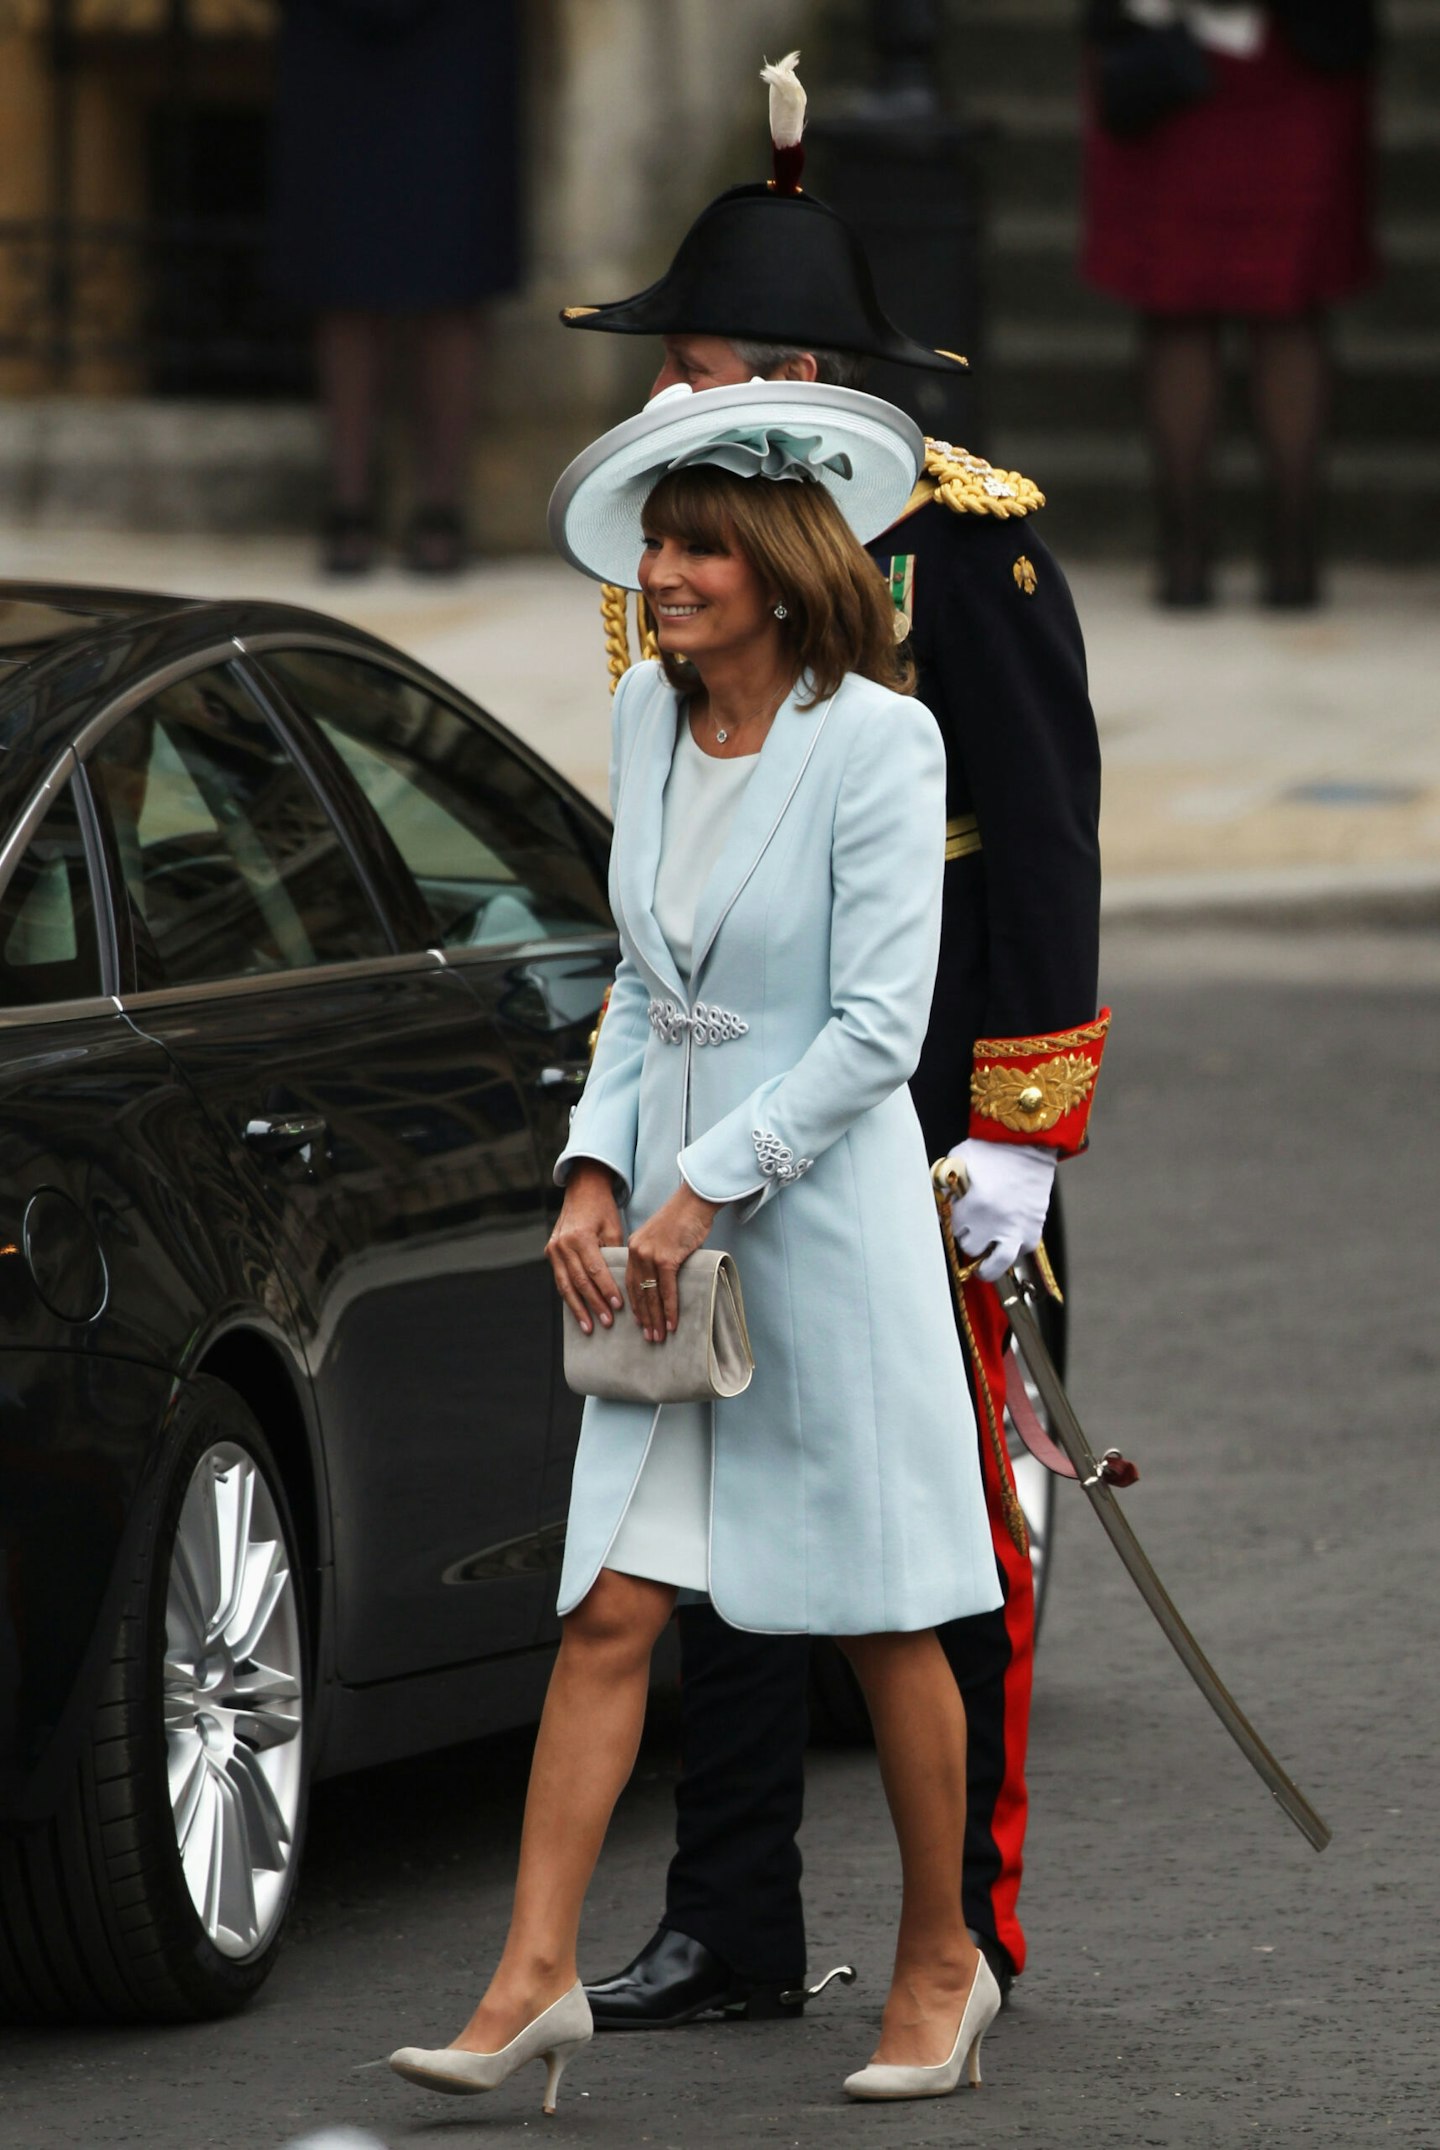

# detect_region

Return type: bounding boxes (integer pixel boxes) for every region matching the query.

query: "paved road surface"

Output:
[3,927,1436,2148]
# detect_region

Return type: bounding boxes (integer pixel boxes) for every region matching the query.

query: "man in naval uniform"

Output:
[560,59,1108,2028]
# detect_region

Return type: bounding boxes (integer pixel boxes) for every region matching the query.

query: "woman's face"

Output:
[637,527,779,671]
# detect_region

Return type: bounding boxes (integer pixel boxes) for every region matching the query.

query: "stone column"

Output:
[470,0,815,549]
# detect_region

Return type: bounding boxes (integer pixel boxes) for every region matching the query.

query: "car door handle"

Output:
[243,1114,328,1159]
[531,1064,589,1094]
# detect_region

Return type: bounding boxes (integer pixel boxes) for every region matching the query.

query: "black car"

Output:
[0,583,618,2023]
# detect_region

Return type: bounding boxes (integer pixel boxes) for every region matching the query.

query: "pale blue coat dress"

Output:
[555,660,1001,1637]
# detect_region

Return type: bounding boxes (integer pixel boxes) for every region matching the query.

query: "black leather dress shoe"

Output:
[584,1927,805,2031]
[970,1927,1016,2007]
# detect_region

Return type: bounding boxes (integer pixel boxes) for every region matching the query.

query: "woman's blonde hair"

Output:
[640,464,915,705]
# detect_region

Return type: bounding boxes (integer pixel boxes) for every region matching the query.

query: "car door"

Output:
[251,645,617,1629]
[81,657,556,1679]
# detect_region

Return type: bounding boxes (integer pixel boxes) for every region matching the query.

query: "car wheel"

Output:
[0,1376,310,2022]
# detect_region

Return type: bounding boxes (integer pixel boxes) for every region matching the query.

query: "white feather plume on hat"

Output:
[761,50,807,150]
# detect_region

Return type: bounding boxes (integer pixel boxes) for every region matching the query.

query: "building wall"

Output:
[0,0,816,538]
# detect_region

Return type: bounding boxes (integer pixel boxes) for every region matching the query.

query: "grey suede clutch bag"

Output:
[563,1247,755,1403]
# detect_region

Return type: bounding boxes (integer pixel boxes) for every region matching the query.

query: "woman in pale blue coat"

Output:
[390,382,1006,2112]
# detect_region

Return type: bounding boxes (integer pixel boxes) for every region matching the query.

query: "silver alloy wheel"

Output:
[162,1443,305,1961]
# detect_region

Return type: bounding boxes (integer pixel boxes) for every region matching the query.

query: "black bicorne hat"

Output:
[562,183,966,377]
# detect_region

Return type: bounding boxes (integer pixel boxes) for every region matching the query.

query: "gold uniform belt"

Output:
[945,813,981,862]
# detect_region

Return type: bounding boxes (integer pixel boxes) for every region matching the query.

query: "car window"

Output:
[0,775,103,1007]
[87,664,391,988]
[260,649,610,952]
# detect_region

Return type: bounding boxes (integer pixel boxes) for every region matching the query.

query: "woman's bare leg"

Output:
[837,1628,981,2067]
[453,1568,676,2052]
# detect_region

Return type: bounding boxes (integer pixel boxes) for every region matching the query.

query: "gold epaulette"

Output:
[916,440,1045,521]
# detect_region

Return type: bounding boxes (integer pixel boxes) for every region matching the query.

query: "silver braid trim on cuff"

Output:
[753,1129,812,1184]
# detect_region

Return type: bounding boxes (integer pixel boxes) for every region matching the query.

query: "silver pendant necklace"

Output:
[709,686,785,749]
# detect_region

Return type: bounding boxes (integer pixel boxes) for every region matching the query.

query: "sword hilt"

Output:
[930,1155,1063,1300]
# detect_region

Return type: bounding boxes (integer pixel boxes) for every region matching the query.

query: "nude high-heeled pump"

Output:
[842,1953,1001,2102]
[389,1981,592,2114]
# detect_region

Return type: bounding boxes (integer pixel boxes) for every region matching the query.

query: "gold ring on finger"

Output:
[638,1279,659,1291]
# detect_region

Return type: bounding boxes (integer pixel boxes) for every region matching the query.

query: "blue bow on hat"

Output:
[667,426,854,485]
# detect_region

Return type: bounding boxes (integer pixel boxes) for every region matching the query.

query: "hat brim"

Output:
[547,380,924,590]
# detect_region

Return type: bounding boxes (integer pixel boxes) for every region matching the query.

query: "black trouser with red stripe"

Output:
[659,1273,1036,1986]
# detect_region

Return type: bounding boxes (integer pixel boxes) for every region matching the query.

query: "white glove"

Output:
[945,1136,1056,1284]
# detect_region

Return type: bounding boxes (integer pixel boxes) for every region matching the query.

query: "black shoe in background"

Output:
[320,504,376,577]
[970,1927,1016,2007]
[584,1927,805,2031]
[404,504,466,576]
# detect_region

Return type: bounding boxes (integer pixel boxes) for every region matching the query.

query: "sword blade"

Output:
[999,1271,1331,1854]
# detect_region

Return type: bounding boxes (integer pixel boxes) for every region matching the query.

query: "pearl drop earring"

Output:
[774,603,788,620]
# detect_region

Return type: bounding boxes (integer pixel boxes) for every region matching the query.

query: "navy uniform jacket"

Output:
[866,495,1102,1159]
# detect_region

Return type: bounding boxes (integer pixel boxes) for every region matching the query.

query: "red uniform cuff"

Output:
[968,1010,1111,1159]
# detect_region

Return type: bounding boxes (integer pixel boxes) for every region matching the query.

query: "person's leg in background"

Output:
[1247,309,1332,608]
[315,310,389,575]
[405,304,482,574]
[1141,313,1225,608]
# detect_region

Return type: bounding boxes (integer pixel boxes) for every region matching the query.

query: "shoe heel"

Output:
[967,2030,984,2088]
[542,2037,587,2114]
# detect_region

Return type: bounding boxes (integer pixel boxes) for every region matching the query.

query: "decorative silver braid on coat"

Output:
[647,999,691,1045]
[753,1129,812,1183]
[691,1002,749,1046]
[647,999,749,1046]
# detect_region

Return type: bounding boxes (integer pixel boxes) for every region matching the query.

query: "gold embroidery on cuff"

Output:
[972,1012,1111,1059]
[971,1053,1098,1134]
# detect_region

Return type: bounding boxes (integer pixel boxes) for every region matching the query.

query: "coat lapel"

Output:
[612,675,686,999]
[689,678,837,990]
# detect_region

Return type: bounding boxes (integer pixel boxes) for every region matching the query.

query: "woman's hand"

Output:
[546,1161,625,1335]
[626,1182,722,1342]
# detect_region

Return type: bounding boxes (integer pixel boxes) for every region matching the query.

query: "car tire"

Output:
[0,1376,311,2022]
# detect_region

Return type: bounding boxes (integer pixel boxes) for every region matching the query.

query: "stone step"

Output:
[984,429,1440,560]
[982,324,1440,443]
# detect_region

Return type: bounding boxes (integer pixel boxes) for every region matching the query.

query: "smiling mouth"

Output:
[655,604,703,619]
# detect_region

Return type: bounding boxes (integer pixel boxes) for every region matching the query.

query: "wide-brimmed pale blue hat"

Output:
[547,379,924,589]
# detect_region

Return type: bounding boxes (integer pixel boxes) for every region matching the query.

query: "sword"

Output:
[932,1160,1331,1853]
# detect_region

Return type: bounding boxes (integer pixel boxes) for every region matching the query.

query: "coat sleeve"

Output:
[678,697,946,1218]
[552,665,650,1201]
[953,526,1100,1039]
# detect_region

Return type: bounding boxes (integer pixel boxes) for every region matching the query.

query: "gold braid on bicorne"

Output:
[600,584,631,695]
